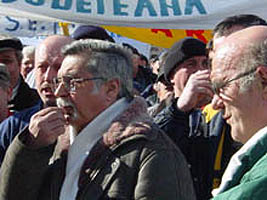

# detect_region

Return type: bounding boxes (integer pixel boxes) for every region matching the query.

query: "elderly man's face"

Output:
[35,44,64,107]
[210,46,260,143]
[170,55,208,97]
[0,50,20,88]
[54,54,111,132]
[21,52,34,79]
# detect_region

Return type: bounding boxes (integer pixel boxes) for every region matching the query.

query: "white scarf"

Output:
[59,98,129,200]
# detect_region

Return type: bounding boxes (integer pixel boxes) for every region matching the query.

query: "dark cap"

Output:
[71,25,115,42]
[0,63,10,88]
[122,43,140,56]
[0,36,23,52]
[164,37,206,82]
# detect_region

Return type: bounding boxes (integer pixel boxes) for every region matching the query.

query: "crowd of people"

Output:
[0,14,267,200]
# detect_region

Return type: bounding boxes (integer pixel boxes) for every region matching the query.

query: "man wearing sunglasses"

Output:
[0,39,196,200]
[210,26,267,199]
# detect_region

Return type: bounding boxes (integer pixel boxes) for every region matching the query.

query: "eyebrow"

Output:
[184,59,197,65]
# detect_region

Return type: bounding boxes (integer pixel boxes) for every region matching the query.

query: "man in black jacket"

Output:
[154,37,214,200]
[0,35,40,113]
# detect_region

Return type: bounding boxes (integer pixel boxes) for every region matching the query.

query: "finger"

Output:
[192,72,211,79]
[40,109,65,122]
[187,79,212,89]
[219,91,233,102]
[35,107,64,117]
[194,86,214,97]
[50,124,66,135]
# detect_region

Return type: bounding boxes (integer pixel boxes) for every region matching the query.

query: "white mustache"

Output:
[56,98,74,108]
[41,82,53,90]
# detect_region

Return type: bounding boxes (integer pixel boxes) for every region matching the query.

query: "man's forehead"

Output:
[0,49,16,57]
[214,43,239,64]
[213,36,226,52]
[37,44,62,57]
[59,56,88,77]
[211,44,240,78]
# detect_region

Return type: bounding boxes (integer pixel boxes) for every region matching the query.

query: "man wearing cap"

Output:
[0,64,11,122]
[0,34,40,113]
[154,37,214,200]
[147,51,173,117]
[71,25,115,42]
[122,43,156,94]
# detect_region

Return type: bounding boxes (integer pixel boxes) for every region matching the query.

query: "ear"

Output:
[258,66,267,80]
[104,79,120,103]
[258,66,267,100]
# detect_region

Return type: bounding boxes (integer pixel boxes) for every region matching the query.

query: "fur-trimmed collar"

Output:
[102,96,153,147]
[53,96,153,160]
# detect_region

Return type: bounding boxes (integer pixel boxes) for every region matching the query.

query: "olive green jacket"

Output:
[0,97,196,200]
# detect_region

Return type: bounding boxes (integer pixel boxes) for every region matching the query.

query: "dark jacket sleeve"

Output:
[154,98,214,200]
[0,128,55,200]
[153,98,193,144]
[0,102,41,166]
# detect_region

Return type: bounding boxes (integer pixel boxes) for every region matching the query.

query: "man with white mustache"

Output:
[0,39,196,200]
[0,35,73,165]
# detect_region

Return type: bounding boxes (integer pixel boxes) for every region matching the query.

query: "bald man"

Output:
[210,26,267,199]
[0,35,73,165]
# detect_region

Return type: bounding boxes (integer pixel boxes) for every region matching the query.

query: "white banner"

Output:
[0,0,266,29]
[0,16,64,37]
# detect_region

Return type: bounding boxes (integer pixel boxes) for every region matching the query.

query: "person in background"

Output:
[71,25,115,42]
[146,50,172,110]
[211,25,267,200]
[123,43,156,94]
[20,45,35,80]
[147,64,174,117]
[0,39,196,200]
[139,53,149,68]
[149,54,160,75]
[154,37,214,200]
[0,35,39,113]
[0,35,73,165]
[0,63,11,122]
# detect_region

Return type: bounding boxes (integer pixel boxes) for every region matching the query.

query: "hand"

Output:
[177,70,213,112]
[28,107,67,148]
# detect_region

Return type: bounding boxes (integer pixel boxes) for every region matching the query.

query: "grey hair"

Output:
[62,39,134,99]
[238,39,267,92]
[22,45,35,56]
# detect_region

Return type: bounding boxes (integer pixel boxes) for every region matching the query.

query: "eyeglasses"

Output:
[211,68,257,95]
[52,76,104,93]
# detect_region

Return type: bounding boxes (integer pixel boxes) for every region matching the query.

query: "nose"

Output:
[44,66,57,82]
[211,94,225,110]
[54,82,68,98]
